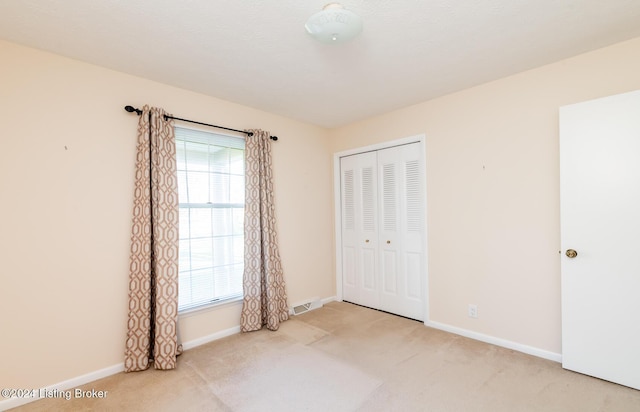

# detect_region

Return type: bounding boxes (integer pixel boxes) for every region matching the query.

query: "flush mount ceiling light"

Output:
[305,3,363,44]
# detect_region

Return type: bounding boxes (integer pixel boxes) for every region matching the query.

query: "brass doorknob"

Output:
[365,239,369,243]
[565,249,578,258]
[387,240,391,244]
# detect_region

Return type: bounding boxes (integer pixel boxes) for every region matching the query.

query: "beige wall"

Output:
[0,40,334,389]
[330,37,640,355]
[3,33,640,392]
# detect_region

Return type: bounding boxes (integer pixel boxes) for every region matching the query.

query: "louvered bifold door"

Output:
[377,143,424,320]
[340,152,379,309]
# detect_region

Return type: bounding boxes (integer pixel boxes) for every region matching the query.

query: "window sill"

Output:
[178,296,243,318]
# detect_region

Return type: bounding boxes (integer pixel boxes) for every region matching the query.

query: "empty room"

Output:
[1,1,640,411]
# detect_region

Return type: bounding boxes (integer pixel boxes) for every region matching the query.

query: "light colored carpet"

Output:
[10,302,640,411]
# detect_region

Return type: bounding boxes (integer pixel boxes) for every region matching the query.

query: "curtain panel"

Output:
[125,105,182,372]
[240,129,289,332]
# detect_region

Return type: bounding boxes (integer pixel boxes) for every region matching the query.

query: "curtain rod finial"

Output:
[125,105,142,115]
[270,136,278,141]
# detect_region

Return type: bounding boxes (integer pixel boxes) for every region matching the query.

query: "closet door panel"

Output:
[341,159,358,303]
[382,250,398,294]
[343,246,356,288]
[362,249,377,290]
[358,155,380,308]
[378,143,424,320]
[377,146,404,316]
[405,252,422,300]
[402,151,425,319]
[340,152,379,308]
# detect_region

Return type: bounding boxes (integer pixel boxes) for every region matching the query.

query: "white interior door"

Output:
[560,89,640,390]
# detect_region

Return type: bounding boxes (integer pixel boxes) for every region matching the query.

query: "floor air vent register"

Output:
[290,298,323,315]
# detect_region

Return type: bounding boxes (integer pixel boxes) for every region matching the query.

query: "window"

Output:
[175,126,245,312]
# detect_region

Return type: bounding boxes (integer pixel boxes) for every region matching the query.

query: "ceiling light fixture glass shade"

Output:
[305,3,363,44]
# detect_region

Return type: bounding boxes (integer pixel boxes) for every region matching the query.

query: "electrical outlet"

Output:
[468,304,478,319]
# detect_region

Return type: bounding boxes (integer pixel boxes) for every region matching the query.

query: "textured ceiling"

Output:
[1,0,640,128]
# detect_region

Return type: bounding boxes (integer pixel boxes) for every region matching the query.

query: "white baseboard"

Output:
[321,296,337,305]
[0,363,124,411]
[181,325,241,351]
[425,320,562,363]
[1,326,242,411]
[324,298,560,362]
[0,298,336,411]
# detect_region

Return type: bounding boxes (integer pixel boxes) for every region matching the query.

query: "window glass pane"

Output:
[175,126,245,312]
[190,268,214,305]
[232,208,244,236]
[229,175,244,204]
[229,148,244,175]
[176,140,187,171]
[190,238,213,270]
[211,173,230,203]
[211,147,229,173]
[179,239,191,272]
[179,208,190,240]
[189,208,212,239]
[178,272,192,307]
[213,236,233,266]
[177,171,189,204]
[186,171,210,203]
[184,141,209,172]
[213,265,231,297]
[212,208,232,236]
[230,264,243,293]
[232,236,244,264]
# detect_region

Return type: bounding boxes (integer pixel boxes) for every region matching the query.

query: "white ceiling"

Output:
[1,0,640,128]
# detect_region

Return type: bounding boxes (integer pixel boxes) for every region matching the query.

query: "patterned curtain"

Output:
[125,105,182,371]
[240,129,289,332]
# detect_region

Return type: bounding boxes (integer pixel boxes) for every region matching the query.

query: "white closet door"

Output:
[340,142,425,321]
[378,143,424,320]
[340,152,379,309]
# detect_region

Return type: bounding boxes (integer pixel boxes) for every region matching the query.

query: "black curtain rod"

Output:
[124,105,278,141]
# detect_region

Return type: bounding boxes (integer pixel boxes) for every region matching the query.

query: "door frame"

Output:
[333,134,429,322]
